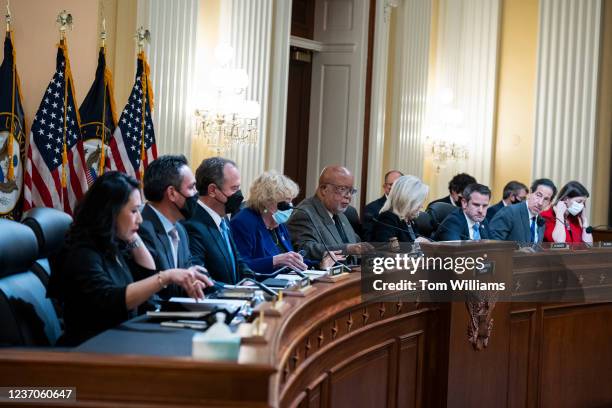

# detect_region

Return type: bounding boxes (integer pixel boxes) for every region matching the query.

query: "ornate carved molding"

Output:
[466,294,497,351]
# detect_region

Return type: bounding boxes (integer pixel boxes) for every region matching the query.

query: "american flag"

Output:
[108,52,156,180]
[23,42,89,215]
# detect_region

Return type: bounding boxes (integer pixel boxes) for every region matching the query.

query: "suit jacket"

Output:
[489,202,545,243]
[344,205,363,240]
[182,204,253,284]
[485,200,505,222]
[435,208,491,241]
[428,195,457,208]
[230,207,294,274]
[49,242,139,346]
[139,204,193,271]
[138,204,192,301]
[362,195,386,241]
[287,195,360,260]
[371,210,419,243]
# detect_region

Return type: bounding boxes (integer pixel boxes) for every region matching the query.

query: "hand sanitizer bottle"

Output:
[192,312,240,360]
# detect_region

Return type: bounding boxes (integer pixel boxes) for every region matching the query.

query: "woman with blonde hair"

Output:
[371,175,429,243]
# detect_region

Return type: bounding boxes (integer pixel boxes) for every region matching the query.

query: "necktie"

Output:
[168,227,180,268]
[530,217,537,243]
[472,223,481,241]
[220,218,236,282]
[333,214,349,243]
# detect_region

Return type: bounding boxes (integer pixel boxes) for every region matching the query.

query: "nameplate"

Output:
[601,242,612,248]
[551,243,569,250]
[297,276,310,288]
[475,260,495,276]
[329,264,345,276]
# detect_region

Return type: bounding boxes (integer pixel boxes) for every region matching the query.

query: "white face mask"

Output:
[567,201,584,216]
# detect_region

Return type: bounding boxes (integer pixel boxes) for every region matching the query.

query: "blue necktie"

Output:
[472,223,481,240]
[530,217,537,243]
[220,218,236,282]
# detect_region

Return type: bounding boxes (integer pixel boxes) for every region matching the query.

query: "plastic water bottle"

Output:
[192,312,240,360]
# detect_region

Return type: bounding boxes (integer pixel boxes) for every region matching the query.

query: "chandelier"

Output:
[424,88,469,172]
[195,45,260,154]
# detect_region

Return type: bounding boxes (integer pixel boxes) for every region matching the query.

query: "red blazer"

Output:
[541,207,584,243]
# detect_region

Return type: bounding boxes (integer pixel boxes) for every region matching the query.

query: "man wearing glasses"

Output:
[287,166,368,261]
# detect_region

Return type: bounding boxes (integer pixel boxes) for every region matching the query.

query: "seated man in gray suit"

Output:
[138,155,212,304]
[287,166,368,261]
[489,178,557,243]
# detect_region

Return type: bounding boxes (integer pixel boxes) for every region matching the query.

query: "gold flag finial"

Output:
[100,18,107,47]
[135,26,150,53]
[56,10,73,41]
[5,0,11,32]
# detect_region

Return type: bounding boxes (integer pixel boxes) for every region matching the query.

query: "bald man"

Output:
[287,166,364,260]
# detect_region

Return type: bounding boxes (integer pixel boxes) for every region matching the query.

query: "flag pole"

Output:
[135,26,150,182]
[98,17,107,176]
[56,10,72,193]
[5,0,15,181]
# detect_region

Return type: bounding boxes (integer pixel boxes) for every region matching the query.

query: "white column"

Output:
[533,0,601,204]
[365,0,399,202]
[266,0,292,173]
[428,0,500,198]
[217,0,273,195]
[137,0,199,158]
[388,0,431,179]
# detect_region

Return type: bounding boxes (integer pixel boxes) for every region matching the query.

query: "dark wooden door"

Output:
[284,48,313,204]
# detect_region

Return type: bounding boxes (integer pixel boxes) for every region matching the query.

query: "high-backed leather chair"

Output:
[426,202,456,236]
[0,219,62,346]
[21,207,72,287]
[414,211,434,238]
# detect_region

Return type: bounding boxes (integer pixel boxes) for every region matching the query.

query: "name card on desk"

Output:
[551,243,569,250]
[601,242,612,248]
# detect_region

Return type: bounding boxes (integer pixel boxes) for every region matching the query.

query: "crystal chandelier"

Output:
[424,88,469,172]
[195,45,260,155]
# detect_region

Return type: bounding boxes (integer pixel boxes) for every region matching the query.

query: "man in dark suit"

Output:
[489,178,557,243]
[485,181,528,222]
[287,166,365,261]
[362,169,403,241]
[138,155,212,306]
[428,173,476,208]
[182,157,254,284]
[435,183,492,241]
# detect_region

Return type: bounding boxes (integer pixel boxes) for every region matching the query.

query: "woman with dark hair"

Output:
[541,180,593,243]
[49,171,211,345]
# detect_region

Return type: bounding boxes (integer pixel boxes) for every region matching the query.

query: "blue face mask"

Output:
[272,208,293,224]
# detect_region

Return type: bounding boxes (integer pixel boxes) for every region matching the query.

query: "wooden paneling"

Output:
[396,333,425,408]
[328,342,392,408]
[291,0,316,39]
[539,304,612,407]
[507,311,534,408]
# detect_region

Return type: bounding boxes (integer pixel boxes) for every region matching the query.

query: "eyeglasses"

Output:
[277,201,294,211]
[324,184,357,196]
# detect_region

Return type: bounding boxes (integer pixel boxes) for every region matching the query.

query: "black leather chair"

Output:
[414,211,434,238]
[21,207,72,287]
[426,202,456,235]
[0,219,62,346]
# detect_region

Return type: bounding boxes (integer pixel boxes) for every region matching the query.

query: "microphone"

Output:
[586,225,611,234]
[371,217,418,241]
[237,277,278,297]
[428,219,470,241]
[292,206,352,271]
[271,250,310,279]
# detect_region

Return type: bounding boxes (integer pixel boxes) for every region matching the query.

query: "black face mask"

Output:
[177,193,199,219]
[217,188,244,214]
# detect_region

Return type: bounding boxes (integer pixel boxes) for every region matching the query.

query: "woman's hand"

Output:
[273,251,308,271]
[320,250,345,269]
[553,200,567,216]
[580,200,589,225]
[163,266,213,300]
